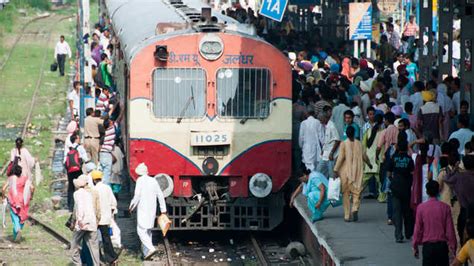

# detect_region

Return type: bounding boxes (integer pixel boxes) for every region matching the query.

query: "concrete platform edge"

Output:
[294,195,341,266]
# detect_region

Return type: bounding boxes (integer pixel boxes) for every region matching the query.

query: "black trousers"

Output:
[392,194,414,240]
[67,170,82,212]
[98,225,118,263]
[422,242,449,266]
[57,54,66,76]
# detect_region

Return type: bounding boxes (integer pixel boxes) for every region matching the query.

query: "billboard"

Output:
[349,2,373,41]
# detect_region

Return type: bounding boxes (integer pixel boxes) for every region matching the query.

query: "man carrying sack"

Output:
[129,163,170,260]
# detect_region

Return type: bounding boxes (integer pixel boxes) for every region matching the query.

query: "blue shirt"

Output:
[342,123,361,140]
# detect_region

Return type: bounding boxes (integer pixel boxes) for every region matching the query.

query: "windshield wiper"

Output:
[177,86,196,123]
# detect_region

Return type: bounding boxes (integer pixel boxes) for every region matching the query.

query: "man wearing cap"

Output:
[129,163,168,260]
[70,175,100,265]
[91,170,119,264]
[418,90,443,144]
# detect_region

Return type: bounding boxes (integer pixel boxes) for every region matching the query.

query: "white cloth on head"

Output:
[129,174,167,229]
[135,163,148,176]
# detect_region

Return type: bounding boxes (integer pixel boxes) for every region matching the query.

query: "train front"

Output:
[128,22,292,230]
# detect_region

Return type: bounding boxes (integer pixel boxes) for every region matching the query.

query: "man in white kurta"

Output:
[129,163,168,260]
[299,109,322,172]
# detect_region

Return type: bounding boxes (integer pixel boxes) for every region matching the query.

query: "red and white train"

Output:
[103,0,291,230]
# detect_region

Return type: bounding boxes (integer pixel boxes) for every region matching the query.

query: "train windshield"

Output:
[152,68,206,118]
[216,68,271,119]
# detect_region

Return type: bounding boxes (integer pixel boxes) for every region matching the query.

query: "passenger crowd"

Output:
[3,3,473,265]
[2,14,170,265]
[282,14,474,266]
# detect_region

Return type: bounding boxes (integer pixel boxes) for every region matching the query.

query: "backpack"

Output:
[65,146,82,173]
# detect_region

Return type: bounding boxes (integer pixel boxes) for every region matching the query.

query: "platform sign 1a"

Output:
[259,0,288,22]
[349,2,372,41]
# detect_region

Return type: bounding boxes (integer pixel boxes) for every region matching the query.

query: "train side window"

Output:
[152,68,206,118]
[216,68,271,119]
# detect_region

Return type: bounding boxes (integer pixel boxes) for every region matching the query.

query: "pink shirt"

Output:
[377,124,399,152]
[412,198,457,253]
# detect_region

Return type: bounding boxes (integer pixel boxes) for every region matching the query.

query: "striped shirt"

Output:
[403,22,418,37]
[96,92,109,112]
[100,124,115,153]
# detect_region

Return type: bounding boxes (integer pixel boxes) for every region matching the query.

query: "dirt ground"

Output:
[0,220,70,265]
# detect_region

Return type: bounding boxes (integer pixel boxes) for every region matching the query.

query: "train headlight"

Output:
[249,173,272,198]
[154,173,174,197]
[199,34,223,61]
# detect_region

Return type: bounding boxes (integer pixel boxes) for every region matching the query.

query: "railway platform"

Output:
[294,194,418,266]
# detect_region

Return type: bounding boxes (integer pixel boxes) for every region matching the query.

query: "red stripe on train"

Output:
[129,139,291,198]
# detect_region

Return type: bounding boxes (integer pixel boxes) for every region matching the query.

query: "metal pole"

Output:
[78,0,85,129]
[354,40,359,58]
[366,39,371,59]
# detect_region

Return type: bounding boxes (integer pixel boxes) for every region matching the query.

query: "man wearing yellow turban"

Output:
[418,90,443,143]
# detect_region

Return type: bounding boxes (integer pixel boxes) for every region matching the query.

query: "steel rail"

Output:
[250,234,269,266]
[163,237,174,266]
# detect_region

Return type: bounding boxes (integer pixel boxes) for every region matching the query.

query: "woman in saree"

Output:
[290,168,331,222]
[2,165,34,242]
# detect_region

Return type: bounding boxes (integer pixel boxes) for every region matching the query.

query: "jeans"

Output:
[100,152,113,185]
[57,54,66,76]
[422,242,449,266]
[67,170,82,212]
[316,160,334,178]
[392,194,414,240]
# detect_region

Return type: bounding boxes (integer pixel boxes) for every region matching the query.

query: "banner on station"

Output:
[259,0,288,22]
[349,2,372,41]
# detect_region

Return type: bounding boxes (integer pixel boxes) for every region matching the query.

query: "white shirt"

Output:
[130,174,167,229]
[452,40,461,60]
[94,181,117,225]
[100,35,110,50]
[68,89,80,113]
[449,128,474,154]
[321,120,340,161]
[73,188,97,231]
[54,41,72,58]
[64,142,89,163]
[299,116,322,169]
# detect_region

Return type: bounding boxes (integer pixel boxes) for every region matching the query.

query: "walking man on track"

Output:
[70,175,100,265]
[54,35,71,76]
[91,170,119,264]
[129,163,168,260]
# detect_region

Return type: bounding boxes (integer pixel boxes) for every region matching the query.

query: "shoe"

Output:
[363,195,376,199]
[344,218,351,223]
[352,211,358,222]
[396,239,404,243]
[144,250,158,261]
[387,219,393,225]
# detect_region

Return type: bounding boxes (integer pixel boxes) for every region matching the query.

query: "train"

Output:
[102,0,292,230]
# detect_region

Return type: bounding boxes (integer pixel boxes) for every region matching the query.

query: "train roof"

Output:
[105,0,259,62]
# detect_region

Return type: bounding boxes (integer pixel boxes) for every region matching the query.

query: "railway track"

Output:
[157,231,308,265]
[1,14,75,249]
[0,14,51,72]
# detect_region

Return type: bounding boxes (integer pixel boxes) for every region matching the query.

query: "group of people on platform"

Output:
[284,12,473,265]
